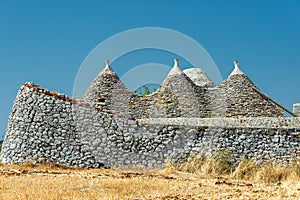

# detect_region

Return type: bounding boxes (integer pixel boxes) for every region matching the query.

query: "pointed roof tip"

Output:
[101,59,116,75]
[105,59,110,67]
[234,60,239,67]
[229,60,245,76]
[167,58,183,76]
[104,59,111,70]
[174,58,179,68]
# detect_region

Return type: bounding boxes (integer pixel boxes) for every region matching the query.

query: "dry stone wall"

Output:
[177,127,300,165]
[294,104,300,117]
[0,84,203,168]
[1,84,300,168]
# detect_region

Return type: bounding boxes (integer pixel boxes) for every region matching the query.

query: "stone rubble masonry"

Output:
[1,83,300,168]
[82,64,132,115]
[183,68,216,87]
[218,74,284,117]
[293,104,300,117]
[138,117,300,129]
[82,62,285,119]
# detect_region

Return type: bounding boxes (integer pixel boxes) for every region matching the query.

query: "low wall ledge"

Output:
[137,117,300,129]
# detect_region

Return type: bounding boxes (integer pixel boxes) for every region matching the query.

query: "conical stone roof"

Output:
[83,60,131,112]
[158,59,206,117]
[219,61,284,117]
[161,59,197,89]
[183,67,215,87]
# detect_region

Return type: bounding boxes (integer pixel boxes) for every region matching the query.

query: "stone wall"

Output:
[294,104,300,117]
[138,117,300,129]
[180,127,300,165]
[0,84,200,168]
[1,83,300,168]
[128,87,207,119]
[0,84,101,168]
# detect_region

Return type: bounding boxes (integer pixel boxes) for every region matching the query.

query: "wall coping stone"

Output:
[137,117,300,129]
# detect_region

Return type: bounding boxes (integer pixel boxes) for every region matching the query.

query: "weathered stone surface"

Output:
[0,61,297,168]
[82,61,132,115]
[1,84,300,168]
[218,73,284,117]
[294,103,300,117]
[82,59,285,119]
[183,68,215,87]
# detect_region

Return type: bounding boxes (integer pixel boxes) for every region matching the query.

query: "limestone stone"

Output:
[1,61,299,168]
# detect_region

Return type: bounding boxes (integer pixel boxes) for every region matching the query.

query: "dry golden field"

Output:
[0,158,300,200]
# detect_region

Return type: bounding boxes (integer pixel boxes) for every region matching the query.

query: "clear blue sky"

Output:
[0,0,299,138]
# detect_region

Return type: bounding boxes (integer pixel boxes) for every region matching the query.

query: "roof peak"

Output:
[162,59,199,89]
[167,59,183,76]
[183,67,216,87]
[229,60,244,76]
[100,60,116,75]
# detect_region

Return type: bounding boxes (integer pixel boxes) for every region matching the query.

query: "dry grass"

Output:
[0,158,300,200]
